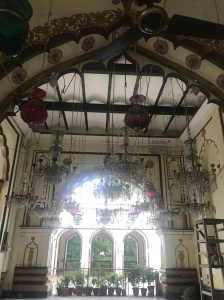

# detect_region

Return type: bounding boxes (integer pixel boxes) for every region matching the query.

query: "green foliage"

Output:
[66,234,81,261]
[98,277,107,288]
[91,278,98,288]
[124,236,137,262]
[73,270,85,287]
[55,278,63,288]
[106,273,117,287]
[92,235,112,262]
[128,265,142,288]
[144,267,155,286]
[61,274,73,287]
[114,275,125,288]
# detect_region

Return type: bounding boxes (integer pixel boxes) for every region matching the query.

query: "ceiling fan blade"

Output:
[167,14,224,40]
[93,27,144,62]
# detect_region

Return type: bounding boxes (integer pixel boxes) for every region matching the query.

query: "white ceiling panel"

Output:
[110,74,137,104]
[58,73,83,103]
[158,77,186,106]
[139,76,164,106]
[85,73,109,104]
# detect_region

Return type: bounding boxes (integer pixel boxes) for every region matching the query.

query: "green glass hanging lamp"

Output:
[0,0,33,63]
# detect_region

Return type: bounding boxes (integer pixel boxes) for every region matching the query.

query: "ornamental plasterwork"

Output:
[25,9,224,57]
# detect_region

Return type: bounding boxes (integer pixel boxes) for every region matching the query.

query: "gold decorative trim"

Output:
[0,9,29,26]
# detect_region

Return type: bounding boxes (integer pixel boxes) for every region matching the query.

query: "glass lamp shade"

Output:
[184,138,198,171]
[124,105,150,131]
[29,88,46,99]
[50,130,64,148]
[20,98,48,128]
[0,0,33,61]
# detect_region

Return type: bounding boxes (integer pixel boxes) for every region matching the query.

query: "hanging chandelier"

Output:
[105,127,148,186]
[96,208,116,225]
[33,129,68,186]
[146,216,165,229]
[179,199,216,217]
[173,124,218,200]
[127,205,141,224]
[158,190,181,221]
[93,176,131,202]
[5,166,38,209]
[29,206,56,219]
[73,214,83,225]
[42,217,61,228]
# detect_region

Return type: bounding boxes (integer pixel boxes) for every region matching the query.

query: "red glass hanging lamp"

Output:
[124,94,150,131]
[20,88,48,128]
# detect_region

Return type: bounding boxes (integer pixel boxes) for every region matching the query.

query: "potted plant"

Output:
[55,279,63,296]
[120,275,126,296]
[61,274,72,296]
[140,267,147,297]
[98,277,107,296]
[114,275,123,296]
[128,265,141,296]
[106,273,117,296]
[74,270,85,296]
[85,273,93,296]
[92,278,99,296]
[145,267,155,297]
[182,286,201,300]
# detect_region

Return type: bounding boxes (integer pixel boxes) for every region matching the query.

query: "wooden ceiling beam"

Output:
[21,100,197,116]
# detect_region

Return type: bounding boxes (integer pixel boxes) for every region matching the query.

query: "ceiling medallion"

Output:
[81,37,96,52]
[185,54,201,70]
[153,39,169,55]
[12,67,27,84]
[48,49,63,64]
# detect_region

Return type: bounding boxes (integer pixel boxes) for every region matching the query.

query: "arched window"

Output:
[124,235,138,269]
[92,234,112,270]
[65,234,81,270]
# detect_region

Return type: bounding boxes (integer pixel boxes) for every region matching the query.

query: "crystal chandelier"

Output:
[73,213,83,225]
[33,130,68,185]
[174,121,218,200]
[146,216,165,229]
[96,208,116,225]
[5,166,38,209]
[105,126,148,186]
[159,190,181,221]
[136,200,151,212]
[179,198,216,217]
[93,176,131,202]
[42,217,61,228]
[127,205,141,224]
[29,205,56,219]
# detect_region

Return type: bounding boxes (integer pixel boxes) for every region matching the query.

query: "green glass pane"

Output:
[0,0,33,20]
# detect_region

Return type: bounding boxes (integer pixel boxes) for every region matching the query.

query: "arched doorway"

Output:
[124,235,138,269]
[65,234,81,270]
[92,234,112,270]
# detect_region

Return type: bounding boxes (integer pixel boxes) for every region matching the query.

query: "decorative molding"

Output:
[175,240,190,268]
[23,237,38,267]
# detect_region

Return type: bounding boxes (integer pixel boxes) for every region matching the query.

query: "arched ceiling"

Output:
[0,0,224,140]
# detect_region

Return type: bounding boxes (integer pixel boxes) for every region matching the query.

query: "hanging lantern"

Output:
[124,94,150,131]
[0,0,33,62]
[20,88,48,128]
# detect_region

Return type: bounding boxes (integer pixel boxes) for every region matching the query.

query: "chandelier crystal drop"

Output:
[104,127,148,186]
[33,130,68,185]
[146,216,165,229]
[93,177,131,202]
[6,167,38,209]
[179,199,216,217]
[96,208,116,225]
[29,206,56,219]
[42,217,61,228]
[159,190,181,221]
[73,213,83,225]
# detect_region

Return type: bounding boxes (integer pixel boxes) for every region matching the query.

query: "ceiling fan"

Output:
[93,0,224,62]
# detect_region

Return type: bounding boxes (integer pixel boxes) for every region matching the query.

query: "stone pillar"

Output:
[156,229,197,299]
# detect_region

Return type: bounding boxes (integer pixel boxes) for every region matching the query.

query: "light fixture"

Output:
[42,217,61,228]
[96,208,116,225]
[49,73,58,88]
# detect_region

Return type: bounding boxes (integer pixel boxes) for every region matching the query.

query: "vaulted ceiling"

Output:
[0,0,224,140]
